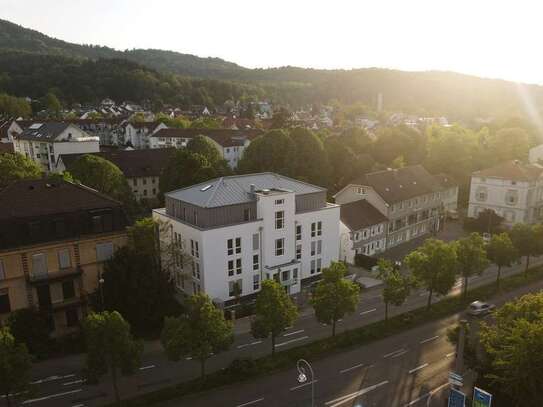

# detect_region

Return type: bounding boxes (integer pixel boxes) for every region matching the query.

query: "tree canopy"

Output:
[0,152,42,188]
[454,233,489,298]
[0,327,32,407]
[486,232,518,289]
[376,259,411,321]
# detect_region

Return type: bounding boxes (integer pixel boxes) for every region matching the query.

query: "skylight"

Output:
[200,184,212,191]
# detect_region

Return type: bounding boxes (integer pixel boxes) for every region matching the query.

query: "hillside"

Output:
[1,18,543,120]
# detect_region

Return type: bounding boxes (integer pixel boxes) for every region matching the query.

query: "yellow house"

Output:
[0,179,128,336]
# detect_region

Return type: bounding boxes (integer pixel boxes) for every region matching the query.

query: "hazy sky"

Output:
[3,0,543,84]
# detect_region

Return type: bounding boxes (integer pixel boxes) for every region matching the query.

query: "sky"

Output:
[3,0,543,84]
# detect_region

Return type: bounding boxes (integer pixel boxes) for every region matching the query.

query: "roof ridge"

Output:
[203,177,224,208]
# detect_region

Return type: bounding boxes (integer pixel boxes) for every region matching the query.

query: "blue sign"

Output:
[448,388,466,407]
[473,387,492,407]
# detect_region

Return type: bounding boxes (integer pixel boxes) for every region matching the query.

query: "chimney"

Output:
[250,184,256,194]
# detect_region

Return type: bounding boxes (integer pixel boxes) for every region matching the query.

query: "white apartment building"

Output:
[335,165,455,256]
[150,128,262,169]
[13,123,99,172]
[153,173,340,304]
[468,160,543,225]
[124,121,167,149]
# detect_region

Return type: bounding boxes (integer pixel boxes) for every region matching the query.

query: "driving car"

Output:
[467,300,495,316]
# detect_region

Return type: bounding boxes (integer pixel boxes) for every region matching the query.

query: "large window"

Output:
[32,253,48,277]
[58,249,71,269]
[228,260,234,277]
[236,258,242,275]
[296,225,302,241]
[0,289,11,314]
[235,238,241,254]
[253,275,260,291]
[227,239,233,256]
[275,211,285,229]
[62,280,76,300]
[310,260,316,274]
[191,240,199,258]
[252,234,259,250]
[311,221,322,237]
[275,238,285,256]
[253,254,259,271]
[296,244,302,260]
[96,242,114,262]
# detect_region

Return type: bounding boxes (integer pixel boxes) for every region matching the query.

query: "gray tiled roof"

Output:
[166,173,325,208]
[18,122,71,141]
[340,200,389,231]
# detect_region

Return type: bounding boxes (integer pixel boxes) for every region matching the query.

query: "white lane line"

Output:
[360,308,377,316]
[403,382,449,406]
[325,380,389,407]
[236,397,265,407]
[62,379,86,386]
[72,404,85,407]
[139,365,156,371]
[283,329,304,337]
[383,348,406,358]
[290,380,318,391]
[275,335,309,348]
[408,363,429,374]
[420,335,439,344]
[391,350,409,358]
[30,374,76,385]
[339,363,364,374]
[22,389,82,405]
[445,352,455,358]
[236,340,262,349]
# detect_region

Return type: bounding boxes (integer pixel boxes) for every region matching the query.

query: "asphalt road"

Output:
[5,257,541,407]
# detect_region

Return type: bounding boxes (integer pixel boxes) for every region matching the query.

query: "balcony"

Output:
[27,266,83,285]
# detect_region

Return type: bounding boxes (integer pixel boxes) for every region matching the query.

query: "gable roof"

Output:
[59,148,175,178]
[472,160,543,182]
[166,172,325,208]
[17,122,71,141]
[0,179,122,220]
[340,200,389,231]
[350,165,443,204]
[434,173,458,189]
[0,119,22,140]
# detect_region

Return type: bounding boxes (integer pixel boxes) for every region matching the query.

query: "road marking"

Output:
[383,348,406,358]
[325,380,389,407]
[408,363,429,374]
[62,379,86,386]
[275,335,309,348]
[22,389,82,404]
[445,352,455,358]
[290,379,318,391]
[236,397,264,407]
[30,374,76,385]
[420,335,439,344]
[360,308,377,315]
[391,350,409,358]
[404,382,449,406]
[139,365,156,371]
[72,404,85,407]
[283,329,304,337]
[237,340,262,349]
[339,363,364,374]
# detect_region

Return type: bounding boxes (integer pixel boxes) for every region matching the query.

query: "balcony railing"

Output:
[27,266,83,284]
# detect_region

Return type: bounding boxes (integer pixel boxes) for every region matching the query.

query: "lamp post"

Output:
[98,276,105,312]
[296,359,315,407]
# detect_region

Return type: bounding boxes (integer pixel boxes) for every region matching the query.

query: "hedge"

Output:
[109,265,543,406]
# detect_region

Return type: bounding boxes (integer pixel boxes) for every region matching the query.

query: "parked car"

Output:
[467,300,495,316]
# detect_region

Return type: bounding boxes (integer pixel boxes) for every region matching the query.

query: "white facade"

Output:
[153,186,339,303]
[125,122,167,149]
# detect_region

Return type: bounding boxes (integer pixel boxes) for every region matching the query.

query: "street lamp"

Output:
[296,359,315,407]
[98,276,105,312]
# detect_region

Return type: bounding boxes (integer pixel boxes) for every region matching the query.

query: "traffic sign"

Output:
[448,371,463,386]
[473,387,492,407]
[448,388,466,407]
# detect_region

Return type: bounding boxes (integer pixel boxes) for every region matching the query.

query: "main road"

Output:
[8,258,541,407]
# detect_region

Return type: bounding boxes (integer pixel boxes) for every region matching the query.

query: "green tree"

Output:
[289,127,331,186]
[186,135,231,175]
[0,93,32,117]
[43,91,62,117]
[0,327,32,407]
[479,292,543,405]
[486,127,530,164]
[486,232,518,289]
[376,259,411,321]
[311,262,359,336]
[161,294,233,378]
[454,233,490,298]
[190,117,221,129]
[0,152,42,188]
[158,149,217,202]
[83,311,143,406]
[271,107,291,129]
[405,239,458,309]
[7,308,51,356]
[251,280,298,355]
[510,223,538,278]
[237,130,295,175]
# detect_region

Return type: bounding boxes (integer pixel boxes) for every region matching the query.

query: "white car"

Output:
[467,301,495,316]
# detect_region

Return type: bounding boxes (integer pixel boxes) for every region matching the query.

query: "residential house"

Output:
[339,200,389,263]
[467,160,543,225]
[13,123,99,172]
[0,179,128,336]
[124,121,168,149]
[434,174,459,215]
[150,128,262,168]
[0,119,23,143]
[57,148,175,201]
[335,165,452,251]
[153,173,340,305]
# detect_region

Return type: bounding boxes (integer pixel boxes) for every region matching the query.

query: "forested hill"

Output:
[2,18,543,120]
